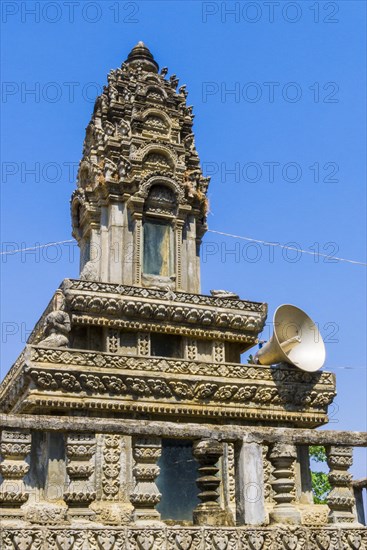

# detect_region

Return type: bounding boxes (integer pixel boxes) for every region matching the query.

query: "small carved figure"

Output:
[169,74,179,89]
[39,291,71,348]
[160,67,168,77]
[179,85,188,98]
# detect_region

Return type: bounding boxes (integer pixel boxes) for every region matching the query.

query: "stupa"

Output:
[0,43,365,549]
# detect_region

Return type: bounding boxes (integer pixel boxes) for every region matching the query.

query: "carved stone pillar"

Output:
[268,443,301,524]
[326,445,356,524]
[213,341,225,363]
[133,214,143,285]
[237,441,267,526]
[193,439,228,526]
[175,220,184,290]
[93,434,133,525]
[107,328,120,353]
[64,433,96,520]
[223,442,236,524]
[137,332,150,356]
[185,338,197,360]
[0,429,31,517]
[130,437,162,523]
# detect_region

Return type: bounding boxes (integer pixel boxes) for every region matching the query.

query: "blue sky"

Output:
[1,1,366,476]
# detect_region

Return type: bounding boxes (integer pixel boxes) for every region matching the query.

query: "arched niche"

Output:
[142,184,177,280]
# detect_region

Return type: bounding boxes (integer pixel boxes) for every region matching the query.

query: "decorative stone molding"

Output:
[64,433,96,520]
[63,286,266,339]
[20,350,335,425]
[268,443,301,525]
[3,348,336,423]
[92,434,133,526]
[193,439,229,526]
[0,526,366,550]
[26,346,334,387]
[326,446,356,524]
[130,437,162,522]
[63,279,267,313]
[101,434,122,502]
[0,429,31,517]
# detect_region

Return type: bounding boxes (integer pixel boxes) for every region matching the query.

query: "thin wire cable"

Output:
[207,229,367,266]
[1,232,366,266]
[0,240,75,256]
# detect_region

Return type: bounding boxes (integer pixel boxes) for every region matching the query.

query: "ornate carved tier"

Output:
[0,344,335,426]
[60,278,267,347]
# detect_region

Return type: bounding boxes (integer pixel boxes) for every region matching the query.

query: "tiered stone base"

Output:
[1,526,366,549]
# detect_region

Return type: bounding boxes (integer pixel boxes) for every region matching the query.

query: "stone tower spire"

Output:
[71,43,209,293]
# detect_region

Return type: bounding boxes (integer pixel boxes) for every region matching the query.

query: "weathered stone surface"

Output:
[237,441,267,526]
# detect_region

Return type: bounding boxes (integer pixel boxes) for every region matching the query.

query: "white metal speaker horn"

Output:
[254,304,326,372]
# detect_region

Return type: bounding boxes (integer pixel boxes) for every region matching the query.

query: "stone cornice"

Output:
[62,279,266,313]
[61,279,267,345]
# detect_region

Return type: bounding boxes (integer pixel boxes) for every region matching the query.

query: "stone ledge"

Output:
[1,414,366,446]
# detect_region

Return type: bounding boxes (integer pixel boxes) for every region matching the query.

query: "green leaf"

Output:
[311,471,331,504]
[309,445,327,463]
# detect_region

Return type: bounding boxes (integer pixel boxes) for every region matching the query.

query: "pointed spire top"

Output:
[124,41,159,73]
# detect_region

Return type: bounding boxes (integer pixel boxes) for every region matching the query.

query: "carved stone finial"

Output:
[125,41,159,73]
